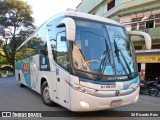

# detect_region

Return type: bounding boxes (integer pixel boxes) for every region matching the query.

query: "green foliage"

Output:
[15,36,43,61]
[15,48,36,61]
[0,0,36,73]
[0,48,9,67]
[0,0,33,28]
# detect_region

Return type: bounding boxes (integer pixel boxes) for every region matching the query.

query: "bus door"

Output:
[55,31,70,109]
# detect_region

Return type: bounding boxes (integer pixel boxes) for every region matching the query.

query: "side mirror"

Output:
[56,17,76,42]
[128,31,151,49]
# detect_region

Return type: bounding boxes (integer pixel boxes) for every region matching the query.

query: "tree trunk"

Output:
[11,56,15,75]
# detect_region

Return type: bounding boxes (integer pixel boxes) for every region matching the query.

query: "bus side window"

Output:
[56,32,69,70]
[40,42,48,57]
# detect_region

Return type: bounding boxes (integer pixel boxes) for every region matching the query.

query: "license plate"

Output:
[110,99,122,107]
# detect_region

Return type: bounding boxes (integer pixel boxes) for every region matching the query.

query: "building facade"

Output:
[76,0,160,80]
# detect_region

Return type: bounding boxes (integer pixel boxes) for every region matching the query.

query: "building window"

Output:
[95,9,100,16]
[134,45,142,50]
[155,19,160,27]
[152,44,160,49]
[107,0,120,11]
[131,13,160,29]
[149,15,154,19]
[131,23,137,30]
[139,22,145,30]
[103,5,107,14]
[155,14,160,18]
[146,20,154,28]
[155,14,160,27]
[108,0,115,11]
[132,18,139,22]
[115,0,121,6]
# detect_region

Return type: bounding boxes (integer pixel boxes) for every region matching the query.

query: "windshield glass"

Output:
[107,25,136,76]
[72,19,136,76]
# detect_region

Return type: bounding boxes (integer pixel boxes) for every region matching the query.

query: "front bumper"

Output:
[70,86,140,112]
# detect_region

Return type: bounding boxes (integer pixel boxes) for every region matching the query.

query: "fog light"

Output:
[80,101,90,108]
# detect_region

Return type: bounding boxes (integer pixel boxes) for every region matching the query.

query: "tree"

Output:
[0,0,36,73]
[0,48,9,68]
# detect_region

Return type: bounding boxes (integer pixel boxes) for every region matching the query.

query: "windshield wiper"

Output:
[97,48,110,80]
[114,39,133,79]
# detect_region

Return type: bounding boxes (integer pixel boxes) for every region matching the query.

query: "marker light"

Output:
[80,101,90,108]
[65,80,97,94]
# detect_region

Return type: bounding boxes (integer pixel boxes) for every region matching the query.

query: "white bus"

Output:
[15,11,151,111]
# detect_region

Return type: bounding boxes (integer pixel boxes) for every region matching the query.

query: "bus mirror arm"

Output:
[128,31,151,49]
[56,17,76,42]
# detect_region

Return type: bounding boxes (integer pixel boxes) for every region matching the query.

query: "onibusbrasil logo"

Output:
[1,112,42,118]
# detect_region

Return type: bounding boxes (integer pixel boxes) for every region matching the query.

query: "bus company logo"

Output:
[115,90,120,96]
[23,62,29,73]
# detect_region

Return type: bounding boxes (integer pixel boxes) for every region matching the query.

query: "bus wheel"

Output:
[18,74,24,87]
[41,81,53,106]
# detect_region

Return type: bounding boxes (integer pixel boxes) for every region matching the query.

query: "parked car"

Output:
[0,66,13,76]
[1,66,13,72]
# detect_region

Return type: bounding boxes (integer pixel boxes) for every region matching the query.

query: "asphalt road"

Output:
[0,76,160,120]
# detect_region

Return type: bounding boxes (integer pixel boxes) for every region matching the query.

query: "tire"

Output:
[148,87,158,96]
[18,74,24,87]
[41,81,54,106]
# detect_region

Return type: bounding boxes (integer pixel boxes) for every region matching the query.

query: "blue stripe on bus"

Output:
[123,77,139,90]
[80,76,139,89]
[16,57,32,88]
[39,54,50,71]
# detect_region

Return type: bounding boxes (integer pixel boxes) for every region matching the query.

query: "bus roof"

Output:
[46,11,122,26]
[17,11,122,51]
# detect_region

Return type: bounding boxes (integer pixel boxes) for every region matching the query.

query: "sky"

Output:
[22,0,81,27]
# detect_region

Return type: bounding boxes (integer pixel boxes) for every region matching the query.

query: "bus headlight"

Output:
[65,80,97,94]
[132,84,139,90]
[129,83,139,90]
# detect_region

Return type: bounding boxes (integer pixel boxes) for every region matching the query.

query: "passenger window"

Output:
[26,27,48,57]
[56,32,69,70]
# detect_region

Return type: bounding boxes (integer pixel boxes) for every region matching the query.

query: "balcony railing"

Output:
[135,49,160,53]
[142,27,160,39]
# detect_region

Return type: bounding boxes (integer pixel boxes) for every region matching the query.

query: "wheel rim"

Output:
[43,86,50,103]
[149,88,158,96]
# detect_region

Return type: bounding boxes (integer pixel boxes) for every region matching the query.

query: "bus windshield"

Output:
[72,19,137,78]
